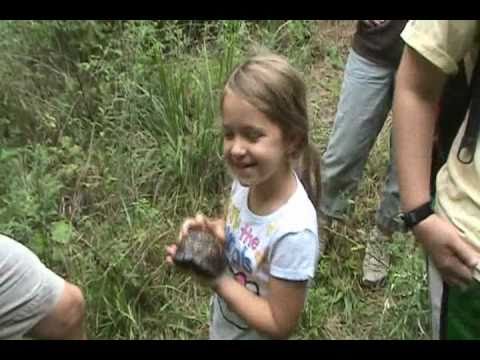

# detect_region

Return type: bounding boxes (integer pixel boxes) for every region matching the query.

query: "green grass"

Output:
[0,20,430,339]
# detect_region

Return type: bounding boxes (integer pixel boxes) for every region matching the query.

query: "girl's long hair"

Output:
[221,51,321,209]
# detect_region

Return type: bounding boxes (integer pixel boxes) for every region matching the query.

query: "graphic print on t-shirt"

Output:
[217,202,268,329]
[225,219,264,281]
[223,202,271,294]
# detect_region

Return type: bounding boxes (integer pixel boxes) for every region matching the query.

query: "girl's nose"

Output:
[230,138,247,157]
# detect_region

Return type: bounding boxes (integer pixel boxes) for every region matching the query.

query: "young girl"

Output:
[166,52,322,340]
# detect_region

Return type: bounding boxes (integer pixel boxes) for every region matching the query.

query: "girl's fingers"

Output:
[179,214,209,240]
[165,244,177,256]
[165,244,177,264]
[206,218,225,243]
[165,244,177,266]
[195,213,206,222]
[179,218,198,240]
[195,213,209,231]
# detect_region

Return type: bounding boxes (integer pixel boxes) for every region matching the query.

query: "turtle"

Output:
[174,230,227,279]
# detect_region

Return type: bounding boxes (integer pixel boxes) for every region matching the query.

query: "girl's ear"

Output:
[286,133,304,158]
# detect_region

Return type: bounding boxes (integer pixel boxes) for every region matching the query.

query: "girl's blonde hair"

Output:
[221,51,321,209]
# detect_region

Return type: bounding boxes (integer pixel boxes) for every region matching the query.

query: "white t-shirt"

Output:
[209,174,320,340]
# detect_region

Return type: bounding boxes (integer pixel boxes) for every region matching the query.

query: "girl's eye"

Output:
[245,129,263,142]
[223,130,234,140]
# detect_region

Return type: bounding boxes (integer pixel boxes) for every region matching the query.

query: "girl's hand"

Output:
[165,243,178,266]
[166,212,224,266]
[165,213,212,266]
[165,213,226,287]
[179,213,226,245]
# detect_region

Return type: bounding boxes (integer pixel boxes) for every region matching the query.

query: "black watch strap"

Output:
[401,201,434,229]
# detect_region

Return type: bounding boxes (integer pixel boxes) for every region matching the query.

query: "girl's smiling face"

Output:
[222,90,292,189]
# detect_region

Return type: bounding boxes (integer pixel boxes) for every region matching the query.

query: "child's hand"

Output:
[165,243,178,266]
[166,212,222,265]
[179,213,225,245]
[165,213,227,288]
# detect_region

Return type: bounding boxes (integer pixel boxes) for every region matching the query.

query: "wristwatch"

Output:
[400,201,434,230]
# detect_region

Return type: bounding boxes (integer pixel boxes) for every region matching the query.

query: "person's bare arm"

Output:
[393,46,445,210]
[393,46,480,287]
[213,275,307,339]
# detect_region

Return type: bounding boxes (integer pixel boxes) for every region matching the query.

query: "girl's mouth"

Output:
[232,162,256,170]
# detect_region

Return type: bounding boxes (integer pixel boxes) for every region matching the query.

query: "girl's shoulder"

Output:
[261,183,318,243]
[227,177,317,234]
[284,176,318,228]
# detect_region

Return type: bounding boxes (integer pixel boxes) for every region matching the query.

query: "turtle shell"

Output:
[174,230,227,278]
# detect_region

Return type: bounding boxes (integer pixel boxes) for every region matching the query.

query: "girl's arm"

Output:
[212,275,307,339]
